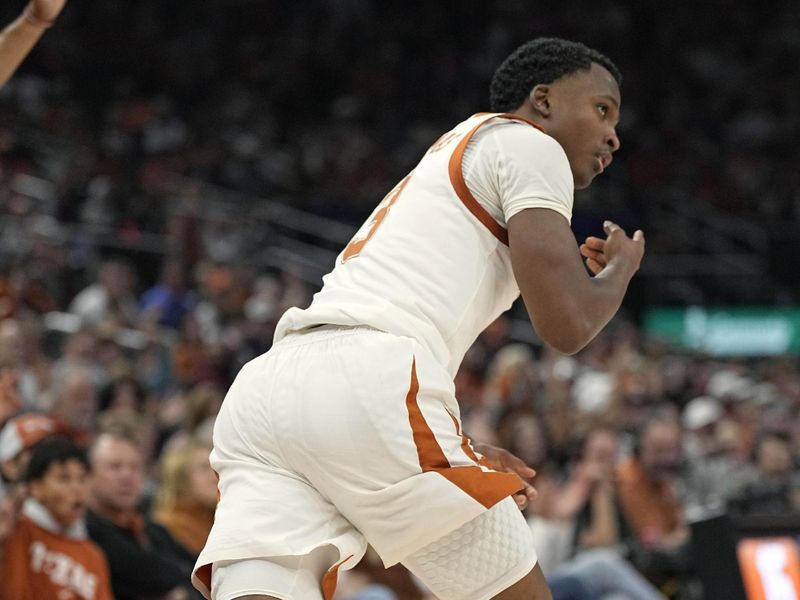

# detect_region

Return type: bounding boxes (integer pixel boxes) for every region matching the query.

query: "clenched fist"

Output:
[580,220,645,277]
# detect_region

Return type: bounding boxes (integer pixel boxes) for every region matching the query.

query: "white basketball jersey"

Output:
[275,113,574,376]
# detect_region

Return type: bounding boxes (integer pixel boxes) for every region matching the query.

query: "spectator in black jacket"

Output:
[87,429,197,600]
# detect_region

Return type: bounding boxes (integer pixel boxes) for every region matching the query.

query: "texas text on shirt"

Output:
[2,498,113,600]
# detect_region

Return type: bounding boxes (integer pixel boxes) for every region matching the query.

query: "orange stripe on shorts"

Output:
[405,358,524,508]
[322,554,353,600]
[406,359,449,470]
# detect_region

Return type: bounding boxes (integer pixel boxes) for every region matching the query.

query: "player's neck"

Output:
[510,105,545,131]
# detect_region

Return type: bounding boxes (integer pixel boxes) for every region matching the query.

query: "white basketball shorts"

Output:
[192,325,529,599]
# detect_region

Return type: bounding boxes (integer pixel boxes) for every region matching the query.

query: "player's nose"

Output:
[605,128,620,153]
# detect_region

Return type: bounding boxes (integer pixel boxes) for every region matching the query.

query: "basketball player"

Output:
[193,37,645,600]
[0,0,68,87]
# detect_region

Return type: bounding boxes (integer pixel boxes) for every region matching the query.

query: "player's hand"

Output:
[579,235,608,275]
[580,221,644,276]
[472,443,537,510]
[30,0,67,22]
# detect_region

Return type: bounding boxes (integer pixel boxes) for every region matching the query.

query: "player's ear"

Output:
[529,85,551,118]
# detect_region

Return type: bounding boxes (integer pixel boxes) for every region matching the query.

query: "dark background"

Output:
[2,0,799,315]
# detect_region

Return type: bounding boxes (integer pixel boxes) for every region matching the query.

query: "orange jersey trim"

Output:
[448,113,546,246]
[322,554,353,600]
[342,173,413,262]
[405,358,524,508]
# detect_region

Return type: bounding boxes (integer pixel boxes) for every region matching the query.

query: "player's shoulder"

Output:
[472,117,570,176]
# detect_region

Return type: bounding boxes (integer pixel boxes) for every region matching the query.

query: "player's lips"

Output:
[595,153,613,172]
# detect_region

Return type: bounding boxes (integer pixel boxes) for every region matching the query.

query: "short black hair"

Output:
[25,437,89,483]
[489,37,621,113]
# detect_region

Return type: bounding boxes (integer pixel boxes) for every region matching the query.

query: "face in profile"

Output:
[534,63,621,189]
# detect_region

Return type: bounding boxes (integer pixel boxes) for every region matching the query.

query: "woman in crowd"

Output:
[153,440,217,557]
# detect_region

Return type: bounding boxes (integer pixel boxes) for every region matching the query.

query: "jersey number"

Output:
[342,173,412,262]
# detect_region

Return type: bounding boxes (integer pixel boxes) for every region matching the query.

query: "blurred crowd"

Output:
[2,249,800,598]
[0,0,799,303]
[1,0,800,599]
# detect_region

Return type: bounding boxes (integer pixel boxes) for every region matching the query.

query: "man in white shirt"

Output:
[194,37,644,600]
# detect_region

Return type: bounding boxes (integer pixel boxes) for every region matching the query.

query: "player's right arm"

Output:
[508,211,644,355]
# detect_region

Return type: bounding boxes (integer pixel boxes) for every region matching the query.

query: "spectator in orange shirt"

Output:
[1,436,113,600]
[616,413,688,551]
[0,411,67,555]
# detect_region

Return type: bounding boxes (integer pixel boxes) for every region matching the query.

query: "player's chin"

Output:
[574,170,596,190]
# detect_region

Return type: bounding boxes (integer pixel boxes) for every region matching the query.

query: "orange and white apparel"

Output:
[278,112,574,378]
[193,113,575,600]
[2,498,113,600]
[0,413,65,463]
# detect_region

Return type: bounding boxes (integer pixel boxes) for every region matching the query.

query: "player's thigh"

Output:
[288,331,524,567]
[194,459,361,598]
[211,547,339,600]
[402,497,545,600]
[193,353,367,599]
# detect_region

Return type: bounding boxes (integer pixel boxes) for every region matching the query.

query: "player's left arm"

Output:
[472,442,537,510]
[0,0,67,88]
